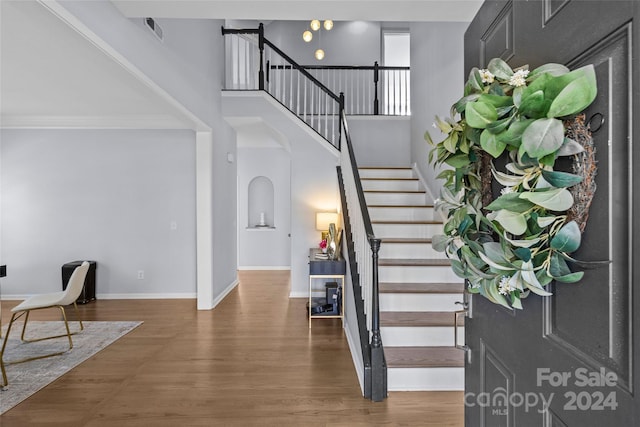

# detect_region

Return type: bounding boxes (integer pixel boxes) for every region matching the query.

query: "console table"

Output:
[308,249,345,328]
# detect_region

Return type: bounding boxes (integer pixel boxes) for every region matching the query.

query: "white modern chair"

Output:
[1,261,90,387]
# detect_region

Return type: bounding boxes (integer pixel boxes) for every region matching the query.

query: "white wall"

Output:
[265,20,381,66]
[0,2,239,305]
[0,129,196,298]
[409,22,468,200]
[347,117,411,167]
[238,147,291,268]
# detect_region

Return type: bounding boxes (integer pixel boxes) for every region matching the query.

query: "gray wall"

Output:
[348,117,411,167]
[0,2,238,301]
[238,146,291,268]
[0,129,196,297]
[265,20,381,66]
[409,22,468,201]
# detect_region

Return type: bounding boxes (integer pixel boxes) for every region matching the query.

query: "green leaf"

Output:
[492,209,528,235]
[512,86,524,108]
[454,94,481,113]
[467,67,484,92]
[480,129,507,158]
[521,118,565,158]
[519,188,574,211]
[486,116,514,135]
[555,271,585,283]
[486,192,535,213]
[497,119,535,148]
[443,132,459,153]
[511,292,523,309]
[465,102,498,129]
[539,152,557,167]
[557,138,585,156]
[550,220,581,253]
[431,234,450,252]
[478,94,513,108]
[518,90,549,118]
[483,241,509,264]
[450,259,467,278]
[444,153,470,168]
[528,63,570,80]
[541,170,583,187]
[549,252,571,277]
[487,58,514,80]
[514,247,532,262]
[547,65,597,117]
[537,216,557,228]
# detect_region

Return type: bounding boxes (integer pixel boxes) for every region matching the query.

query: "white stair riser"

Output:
[380,265,460,283]
[365,192,427,206]
[361,180,422,192]
[380,293,461,312]
[359,169,414,179]
[379,242,443,259]
[387,367,464,391]
[381,326,464,347]
[374,223,443,238]
[369,206,436,222]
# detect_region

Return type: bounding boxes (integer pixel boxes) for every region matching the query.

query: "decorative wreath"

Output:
[426,58,599,309]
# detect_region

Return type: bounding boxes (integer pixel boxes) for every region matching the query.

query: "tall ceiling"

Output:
[0,0,481,130]
[112,0,483,22]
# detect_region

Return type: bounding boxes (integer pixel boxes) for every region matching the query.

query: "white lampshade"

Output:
[323,20,333,30]
[302,30,313,42]
[310,19,321,31]
[316,212,338,231]
[314,48,325,61]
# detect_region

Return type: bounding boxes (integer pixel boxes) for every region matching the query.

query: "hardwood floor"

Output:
[0,271,464,426]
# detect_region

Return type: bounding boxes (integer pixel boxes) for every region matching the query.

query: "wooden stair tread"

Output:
[379,258,451,267]
[381,237,432,244]
[385,346,464,368]
[361,177,418,181]
[372,220,442,225]
[359,167,412,170]
[380,282,464,294]
[381,311,462,327]
[368,204,434,208]
[364,190,425,194]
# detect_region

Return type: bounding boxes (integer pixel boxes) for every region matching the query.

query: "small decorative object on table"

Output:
[319,238,327,253]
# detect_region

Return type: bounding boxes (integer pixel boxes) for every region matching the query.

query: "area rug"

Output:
[0,320,143,414]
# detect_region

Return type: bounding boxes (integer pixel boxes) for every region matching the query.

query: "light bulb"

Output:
[323,20,333,30]
[315,48,325,60]
[302,30,313,42]
[310,19,321,31]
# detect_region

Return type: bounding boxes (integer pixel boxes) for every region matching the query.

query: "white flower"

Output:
[500,187,514,195]
[479,69,494,84]
[498,276,513,295]
[432,122,437,128]
[509,69,530,87]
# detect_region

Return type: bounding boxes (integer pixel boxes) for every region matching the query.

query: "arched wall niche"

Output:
[247,176,275,228]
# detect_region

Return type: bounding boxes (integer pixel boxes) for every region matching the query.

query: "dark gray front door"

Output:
[463,1,639,425]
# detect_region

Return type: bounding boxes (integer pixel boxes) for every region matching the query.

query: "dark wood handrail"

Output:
[261,38,341,103]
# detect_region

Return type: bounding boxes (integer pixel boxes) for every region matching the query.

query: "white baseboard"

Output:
[210,277,240,310]
[237,266,291,271]
[0,293,197,301]
[289,291,308,298]
[344,318,365,396]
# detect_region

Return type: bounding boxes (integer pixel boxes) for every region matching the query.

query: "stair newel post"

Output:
[339,92,345,150]
[369,237,386,401]
[373,61,379,115]
[258,23,265,91]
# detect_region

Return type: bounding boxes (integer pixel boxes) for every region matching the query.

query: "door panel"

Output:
[464,1,638,425]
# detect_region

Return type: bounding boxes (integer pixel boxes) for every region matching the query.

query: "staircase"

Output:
[359,166,465,391]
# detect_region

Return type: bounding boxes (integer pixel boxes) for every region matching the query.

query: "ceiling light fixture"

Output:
[302,19,333,61]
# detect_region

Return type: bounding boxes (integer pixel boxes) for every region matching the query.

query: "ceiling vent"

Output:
[144,17,163,41]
